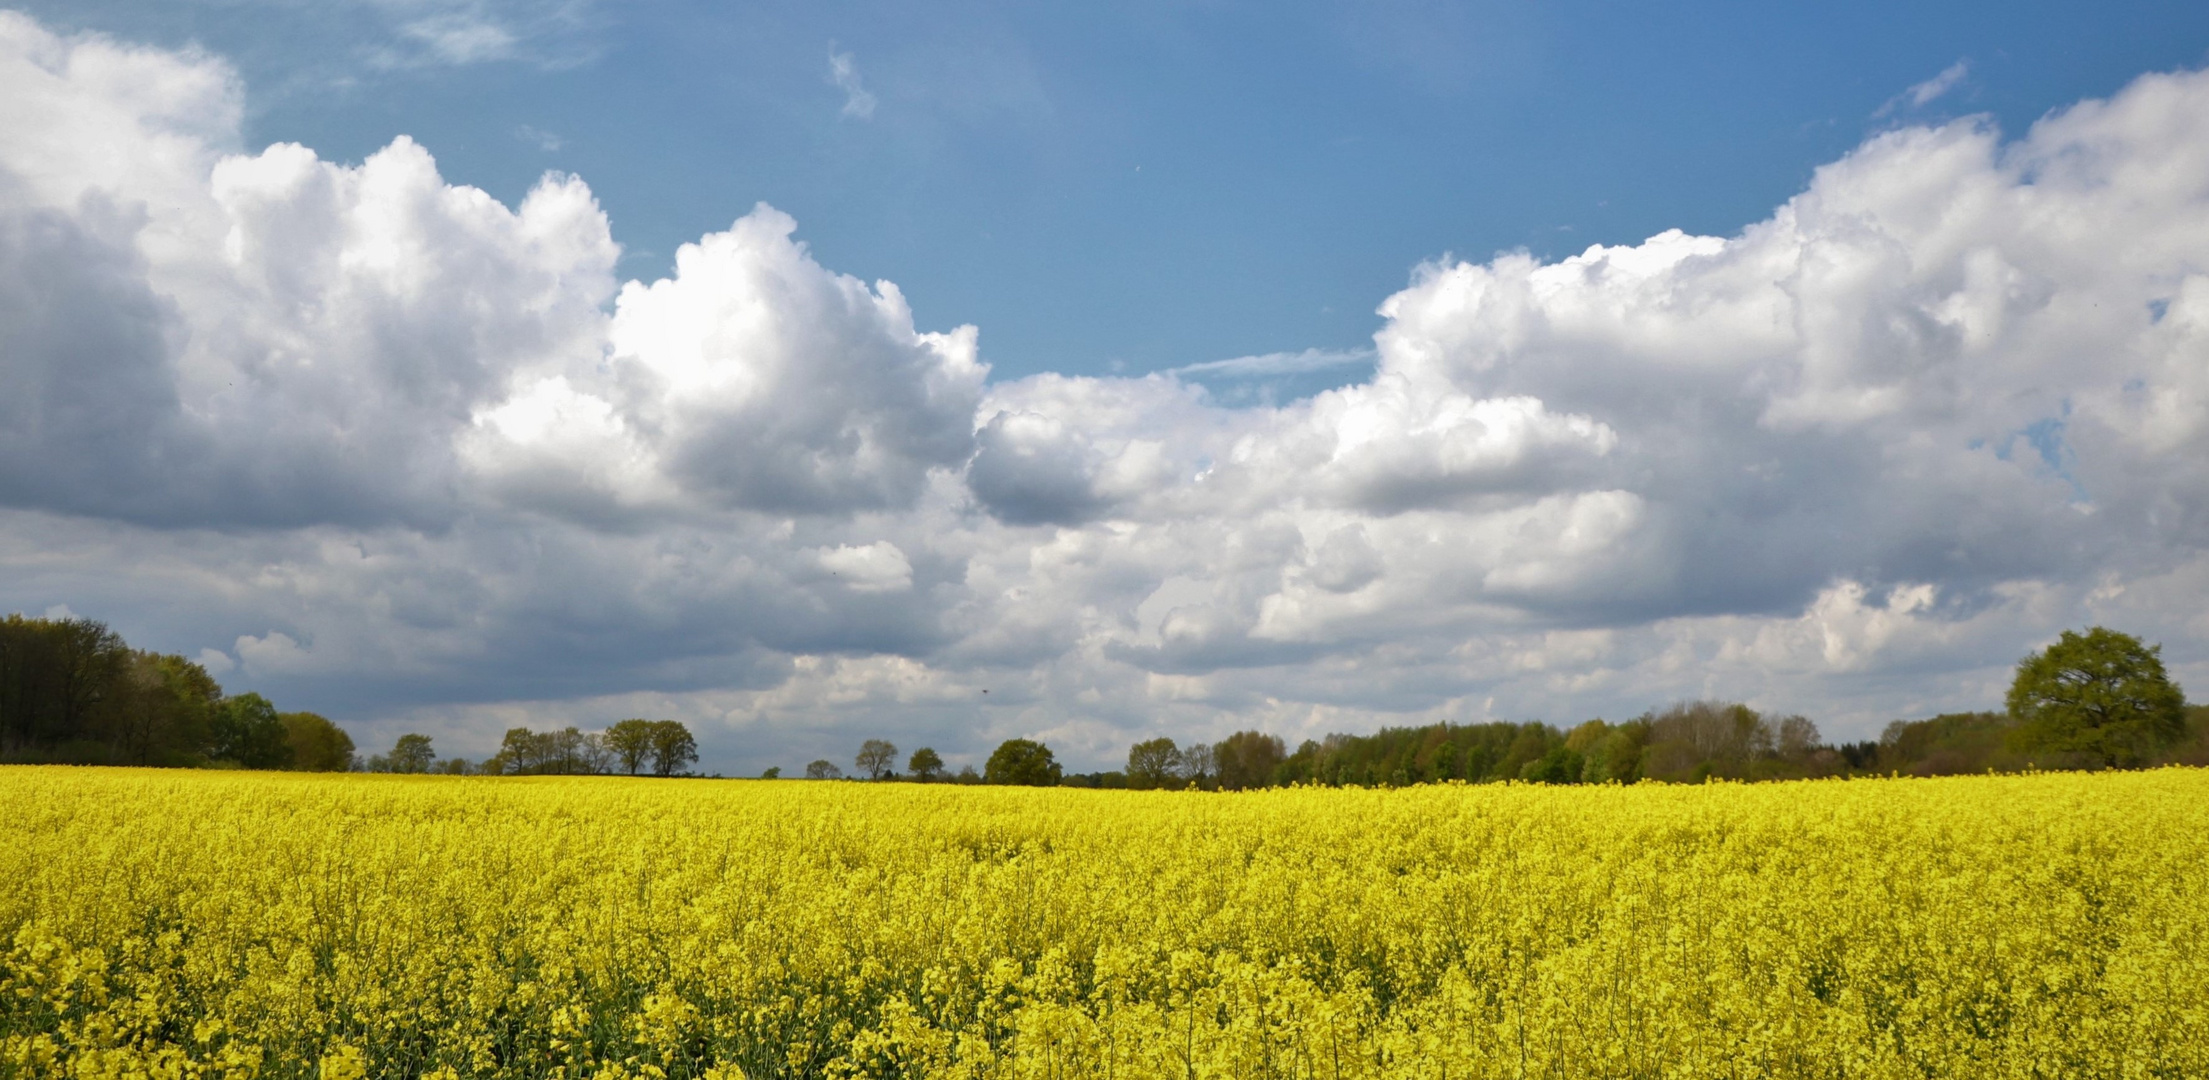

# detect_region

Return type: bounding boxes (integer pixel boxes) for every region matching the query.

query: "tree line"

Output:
[12,613,2199,788]
[809,626,2206,790]
[1,613,705,777]
[0,614,354,770]
[363,719,700,777]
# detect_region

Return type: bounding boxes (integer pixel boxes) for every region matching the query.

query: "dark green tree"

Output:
[1125,737,1179,789]
[0,615,128,756]
[105,652,222,766]
[1427,740,1462,781]
[647,720,698,777]
[1877,712,2016,776]
[488,727,538,774]
[856,738,898,780]
[605,718,656,775]
[2007,627,2187,766]
[1578,719,1651,783]
[1520,744,1585,784]
[1214,730,1285,790]
[211,693,294,769]
[280,712,355,771]
[806,759,842,779]
[985,738,1061,786]
[907,746,944,781]
[1174,742,1215,786]
[545,726,605,774]
[390,733,436,773]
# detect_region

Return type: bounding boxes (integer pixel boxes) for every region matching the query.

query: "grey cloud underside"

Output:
[3,10,2208,762]
[965,410,1118,525]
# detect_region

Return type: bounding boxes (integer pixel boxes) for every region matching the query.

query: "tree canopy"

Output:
[388,734,437,774]
[985,738,1061,786]
[280,712,355,772]
[2007,627,2188,766]
[604,719,656,775]
[210,693,293,770]
[647,721,699,777]
[1125,737,1178,789]
[1214,731,1286,790]
[856,739,898,780]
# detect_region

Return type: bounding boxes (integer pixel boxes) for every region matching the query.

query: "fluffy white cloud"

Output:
[4,10,2208,770]
[0,11,620,529]
[600,208,985,513]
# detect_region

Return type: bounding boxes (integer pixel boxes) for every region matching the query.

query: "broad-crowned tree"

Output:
[2008,627,2186,767]
[1173,742,1214,785]
[604,719,655,775]
[1125,737,1178,789]
[488,727,541,774]
[985,738,1060,786]
[280,712,355,771]
[647,720,698,777]
[856,738,898,780]
[1214,731,1286,790]
[390,733,436,774]
[212,693,294,770]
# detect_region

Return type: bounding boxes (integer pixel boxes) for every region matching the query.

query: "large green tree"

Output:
[389,733,436,773]
[105,652,223,766]
[211,693,294,769]
[907,746,944,781]
[0,615,128,756]
[604,719,656,775]
[280,712,355,771]
[1214,730,1286,790]
[985,738,1061,786]
[648,720,698,777]
[856,738,898,780]
[1125,737,1179,789]
[2007,627,2187,766]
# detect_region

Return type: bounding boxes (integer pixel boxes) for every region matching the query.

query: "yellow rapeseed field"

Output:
[2,767,2204,1079]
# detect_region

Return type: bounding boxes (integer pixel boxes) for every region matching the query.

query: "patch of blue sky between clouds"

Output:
[2007,410,2092,507]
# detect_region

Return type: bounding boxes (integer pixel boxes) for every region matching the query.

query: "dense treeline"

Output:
[370,719,701,777]
[1,613,709,777]
[837,626,2205,790]
[1065,699,2208,792]
[17,610,2203,789]
[0,614,353,770]
[855,699,2204,792]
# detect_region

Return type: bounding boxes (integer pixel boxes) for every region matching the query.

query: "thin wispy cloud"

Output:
[1877,59,1970,117]
[514,124,563,151]
[355,0,605,72]
[828,47,876,119]
[401,12,516,64]
[1168,348,1376,379]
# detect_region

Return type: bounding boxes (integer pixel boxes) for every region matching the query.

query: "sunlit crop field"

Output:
[3,768,2205,1079]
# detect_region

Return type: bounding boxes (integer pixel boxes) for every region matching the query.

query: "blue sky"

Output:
[21,0,2209,382]
[4,2,2209,772]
